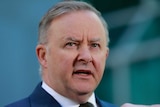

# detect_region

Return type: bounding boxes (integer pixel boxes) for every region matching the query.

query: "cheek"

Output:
[47,51,76,82]
[50,51,76,72]
[94,54,106,75]
[60,58,73,70]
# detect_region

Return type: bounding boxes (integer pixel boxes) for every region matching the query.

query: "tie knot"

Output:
[79,102,94,107]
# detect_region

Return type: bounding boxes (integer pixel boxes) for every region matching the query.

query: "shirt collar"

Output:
[42,81,97,107]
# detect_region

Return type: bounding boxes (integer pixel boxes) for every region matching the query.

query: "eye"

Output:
[66,42,78,47]
[91,43,100,48]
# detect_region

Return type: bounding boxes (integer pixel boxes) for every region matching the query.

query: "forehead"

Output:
[50,11,105,31]
[47,10,107,42]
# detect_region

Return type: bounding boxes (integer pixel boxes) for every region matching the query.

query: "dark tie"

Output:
[79,102,94,107]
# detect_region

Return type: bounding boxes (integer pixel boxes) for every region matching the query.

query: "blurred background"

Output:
[0,0,160,106]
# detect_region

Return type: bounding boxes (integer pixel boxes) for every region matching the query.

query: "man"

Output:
[6,1,117,107]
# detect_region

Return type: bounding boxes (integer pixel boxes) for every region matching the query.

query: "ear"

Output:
[36,44,47,69]
[106,47,109,59]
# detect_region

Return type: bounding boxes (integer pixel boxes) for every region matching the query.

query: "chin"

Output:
[75,87,94,95]
[71,80,97,95]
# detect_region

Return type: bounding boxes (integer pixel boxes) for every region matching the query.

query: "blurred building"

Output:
[88,0,160,106]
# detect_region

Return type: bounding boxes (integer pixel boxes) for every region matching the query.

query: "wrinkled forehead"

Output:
[46,11,107,46]
[39,9,109,46]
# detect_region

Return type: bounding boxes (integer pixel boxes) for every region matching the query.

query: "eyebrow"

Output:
[65,37,79,42]
[89,38,101,43]
[64,36,101,42]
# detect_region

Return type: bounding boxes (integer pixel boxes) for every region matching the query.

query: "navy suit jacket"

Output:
[5,82,118,107]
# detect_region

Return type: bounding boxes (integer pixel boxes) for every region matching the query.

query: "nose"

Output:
[77,46,93,63]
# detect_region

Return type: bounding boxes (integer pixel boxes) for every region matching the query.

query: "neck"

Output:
[42,76,94,103]
[68,91,93,103]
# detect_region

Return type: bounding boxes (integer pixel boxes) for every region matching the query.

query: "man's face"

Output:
[37,11,109,101]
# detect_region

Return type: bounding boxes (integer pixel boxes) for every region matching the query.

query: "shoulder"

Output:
[96,98,118,107]
[5,83,42,107]
[5,97,30,107]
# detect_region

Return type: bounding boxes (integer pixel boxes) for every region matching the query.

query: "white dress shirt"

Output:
[42,81,97,107]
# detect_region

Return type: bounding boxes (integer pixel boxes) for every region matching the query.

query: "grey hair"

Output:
[38,1,109,45]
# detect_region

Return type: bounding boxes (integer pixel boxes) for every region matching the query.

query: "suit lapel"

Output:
[29,82,61,107]
[96,97,117,107]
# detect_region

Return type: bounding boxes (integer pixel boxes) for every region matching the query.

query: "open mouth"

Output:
[73,70,92,75]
